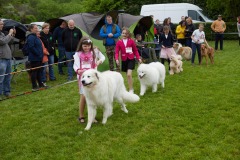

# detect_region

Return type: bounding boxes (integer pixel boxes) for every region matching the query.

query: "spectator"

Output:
[191,23,209,65]
[0,19,15,98]
[159,25,176,71]
[185,17,195,47]
[211,15,226,50]
[40,23,56,82]
[36,30,49,86]
[26,24,45,91]
[62,19,82,81]
[73,36,105,123]
[154,19,163,41]
[53,21,67,75]
[99,15,121,71]
[168,17,176,36]
[237,16,240,46]
[176,20,186,46]
[115,27,142,93]
[135,34,158,63]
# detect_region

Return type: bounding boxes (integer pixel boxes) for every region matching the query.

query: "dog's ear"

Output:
[95,72,99,80]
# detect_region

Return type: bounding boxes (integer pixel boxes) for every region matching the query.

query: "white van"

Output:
[140,3,213,24]
[30,22,44,31]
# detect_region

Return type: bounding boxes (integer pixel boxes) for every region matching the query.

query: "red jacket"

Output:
[115,38,141,61]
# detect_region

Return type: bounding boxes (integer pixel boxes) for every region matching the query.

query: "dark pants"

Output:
[30,61,43,89]
[191,42,201,64]
[160,58,170,70]
[215,33,224,50]
[185,38,192,48]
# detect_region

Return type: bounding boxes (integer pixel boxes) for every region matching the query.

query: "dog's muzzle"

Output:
[81,80,92,86]
[139,74,145,79]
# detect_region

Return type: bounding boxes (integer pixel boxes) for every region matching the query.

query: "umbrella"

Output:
[3,19,28,40]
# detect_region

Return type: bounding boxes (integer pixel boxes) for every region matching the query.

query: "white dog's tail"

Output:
[122,92,140,103]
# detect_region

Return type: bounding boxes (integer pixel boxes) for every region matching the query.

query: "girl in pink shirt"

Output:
[115,27,142,93]
[73,36,105,123]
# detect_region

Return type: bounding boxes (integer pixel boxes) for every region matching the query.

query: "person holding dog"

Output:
[115,27,142,94]
[73,36,105,123]
[191,23,209,65]
[211,15,226,50]
[159,25,176,71]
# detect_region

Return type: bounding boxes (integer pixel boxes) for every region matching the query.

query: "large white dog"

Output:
[137,62,166,96]
[81,69,140,130]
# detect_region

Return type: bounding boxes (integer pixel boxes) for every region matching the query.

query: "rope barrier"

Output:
[0,79,78,102]
[0,58,74,77]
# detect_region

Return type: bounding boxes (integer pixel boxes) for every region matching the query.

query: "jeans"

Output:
[65,51,75,80]
[47,54,55,80]
[215,33,224,50]
[0,59,11,96]
[185,38,192,48]
[191,42,201,64]
[57,46,65,74]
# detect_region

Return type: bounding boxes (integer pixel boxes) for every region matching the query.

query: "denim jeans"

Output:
[0,59,11,95]
[191,42,201,64]
[185,38,192,48]
[42,54,55,82]
[57,45,65,74]
[215,33,224,50]
[65,51,75,80]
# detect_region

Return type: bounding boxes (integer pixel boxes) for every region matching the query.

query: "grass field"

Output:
[0,41,240,159]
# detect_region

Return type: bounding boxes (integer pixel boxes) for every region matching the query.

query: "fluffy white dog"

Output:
[81,69,140,130]
[137,62,166,96]
[169,54,183,75]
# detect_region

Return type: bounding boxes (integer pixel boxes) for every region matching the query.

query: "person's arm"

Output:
[222,21,226,32]
[211,22,215,31]
[191,31,197,43]
[0,29,14,45]
[175,25,181,34]
[73,52,81,74]
[113,25,121,38]
[99,26,108,38]
[94,47,105,65]
[28,36,41,55]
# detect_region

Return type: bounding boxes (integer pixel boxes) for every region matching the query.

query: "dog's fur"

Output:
[173,43,192,61]
[200,44,214,65]
[81,69,140,130]
[169,55,183,75]
[137,62,165,96]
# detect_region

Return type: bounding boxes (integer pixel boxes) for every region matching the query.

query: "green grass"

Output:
[0,41,240,159]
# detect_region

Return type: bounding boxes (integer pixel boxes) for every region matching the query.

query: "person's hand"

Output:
[96,60,102,66]
[162,45,165,48]
[77,69,85,75]
[8,29,14,36]
[13,28,16,35]
[138,59,142,64]
[108,33,113,37]
[116,60,119,66]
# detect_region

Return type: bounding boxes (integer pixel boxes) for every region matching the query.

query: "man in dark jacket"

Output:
[62,19,82,81]
[0,19,15,99]
[99,15,121,71]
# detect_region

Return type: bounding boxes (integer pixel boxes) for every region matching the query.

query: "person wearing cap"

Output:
[211,15,226,50]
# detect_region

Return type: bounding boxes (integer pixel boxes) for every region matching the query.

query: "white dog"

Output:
[81,69,140,130]
[137,62,166,96]
[169,55,183,75]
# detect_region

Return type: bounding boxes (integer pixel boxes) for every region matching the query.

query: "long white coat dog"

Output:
[81,69,140,130]
[137,62,166,96]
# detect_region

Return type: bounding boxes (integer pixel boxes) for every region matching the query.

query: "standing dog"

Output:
[81,69,140,130]
[137,62,165,96]
[200,44,214,65]
[173,43,192,60]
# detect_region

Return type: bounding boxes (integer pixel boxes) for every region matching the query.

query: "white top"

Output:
[123,39,128,47]
[192,29,205,44]
[73,47,105,80]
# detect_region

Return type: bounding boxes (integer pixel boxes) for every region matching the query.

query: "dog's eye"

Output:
[82,76,84,78]
[87,76,90,78]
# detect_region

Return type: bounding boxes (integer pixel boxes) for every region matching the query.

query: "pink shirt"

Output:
[115,38,140,61]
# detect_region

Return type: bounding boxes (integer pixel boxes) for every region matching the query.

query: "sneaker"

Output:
[39,82,49,88]
[32,87,39,92]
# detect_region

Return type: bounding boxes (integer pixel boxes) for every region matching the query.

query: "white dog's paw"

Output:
[85,125,91,131]
[121,107,128,113]
[140,92,145,96]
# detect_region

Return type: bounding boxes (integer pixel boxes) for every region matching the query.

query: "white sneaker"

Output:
[129,89,134,94]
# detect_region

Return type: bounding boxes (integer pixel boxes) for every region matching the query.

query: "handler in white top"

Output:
[191,23,209,65]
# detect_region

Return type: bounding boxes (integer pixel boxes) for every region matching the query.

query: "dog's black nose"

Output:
[81,80,85,84]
